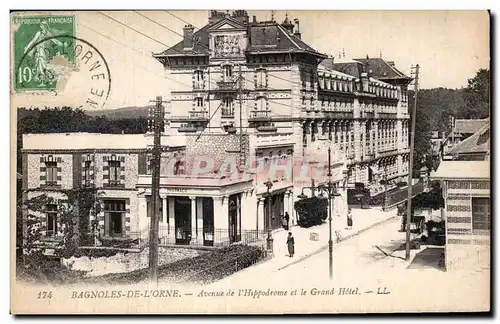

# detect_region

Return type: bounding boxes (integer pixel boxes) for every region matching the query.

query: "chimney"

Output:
[360,63,369,92]
[208,10,225,24]
[387,61,395,67]
[183,24,194,49]
[253,15,257,23]
[293,18,301,39]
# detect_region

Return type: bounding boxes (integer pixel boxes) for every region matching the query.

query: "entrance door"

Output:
[228,195,240,243]
[202,197,214,246]
[174,197,192,245]
[110,212,123,237]
[104,200,125,238]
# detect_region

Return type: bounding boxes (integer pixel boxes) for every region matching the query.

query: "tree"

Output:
[20,187,102,260]
[459,69,490,119]
[409,90,433,173]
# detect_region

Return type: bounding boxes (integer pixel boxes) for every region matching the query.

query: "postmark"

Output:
[13,16,111,109]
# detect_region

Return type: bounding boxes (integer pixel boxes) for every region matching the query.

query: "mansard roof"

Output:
[153,16,327,61]
[353,57,412,81]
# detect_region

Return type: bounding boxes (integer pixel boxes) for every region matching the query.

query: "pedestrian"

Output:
[286,232,295,257]
[281,215,287,230]
[347,208,353,230]
[284,212,290,230]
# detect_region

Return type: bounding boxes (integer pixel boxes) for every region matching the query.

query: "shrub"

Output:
[16,251,86,285]
[294,197,328,228]
[84,244,266,286]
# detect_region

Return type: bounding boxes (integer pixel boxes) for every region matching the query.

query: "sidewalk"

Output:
[215,207,398,283]
[271,207,398,270]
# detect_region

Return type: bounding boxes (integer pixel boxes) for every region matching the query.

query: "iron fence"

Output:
[94,226,268,250]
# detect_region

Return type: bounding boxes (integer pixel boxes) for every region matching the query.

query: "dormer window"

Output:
[224,65,233,78]
[195,70,204,81]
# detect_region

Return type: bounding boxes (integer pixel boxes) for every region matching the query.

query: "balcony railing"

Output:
[193,81,205,90]
[221,108,235,118]
[255,132,294,147]
[249,110,271,121]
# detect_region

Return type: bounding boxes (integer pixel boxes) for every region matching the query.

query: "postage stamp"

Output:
[12,14,111,109]
[13,15,76,92]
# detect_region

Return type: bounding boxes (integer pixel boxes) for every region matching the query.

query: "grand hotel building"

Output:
[22,10,412,248]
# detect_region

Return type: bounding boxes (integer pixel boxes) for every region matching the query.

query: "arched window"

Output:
[173,160,185,175]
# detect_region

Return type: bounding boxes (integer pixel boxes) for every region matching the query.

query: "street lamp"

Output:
[296,148,341,280]
[264,178,274,252]
[325,147,341,280]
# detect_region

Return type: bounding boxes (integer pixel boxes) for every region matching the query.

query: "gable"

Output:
[207,17,246,32]
[217,23,238,30]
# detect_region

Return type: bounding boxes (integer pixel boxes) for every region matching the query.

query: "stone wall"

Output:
[184,133,249,174]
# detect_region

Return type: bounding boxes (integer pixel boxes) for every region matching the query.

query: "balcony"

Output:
[256,125,278,132]
[171,110,209,123]
[221,108,235,119]
[377,147,398,158]
[249,110,271,122]
[255,132,294,148]
[193,81,205,90]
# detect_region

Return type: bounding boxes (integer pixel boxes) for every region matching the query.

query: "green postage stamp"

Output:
[12,14,76,92]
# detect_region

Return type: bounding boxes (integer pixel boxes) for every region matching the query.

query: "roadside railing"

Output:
[157,227,268,248]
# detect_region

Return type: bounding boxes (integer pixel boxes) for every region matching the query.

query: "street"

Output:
[206,216,490,313]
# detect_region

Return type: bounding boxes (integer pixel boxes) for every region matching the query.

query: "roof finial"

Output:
[342,48,346,58]
[338,51,342,59]
[271,10,275,22]
[366,54,369,60]
[380,49,383,58]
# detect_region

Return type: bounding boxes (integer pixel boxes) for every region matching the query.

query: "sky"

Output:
[11,10,490,110]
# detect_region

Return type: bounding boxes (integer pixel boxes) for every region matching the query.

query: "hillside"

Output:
[85,106,151,119]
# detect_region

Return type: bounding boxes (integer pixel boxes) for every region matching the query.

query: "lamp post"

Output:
[264,179,274,252]
[326,148,334,279]
[296,148,341,280]
[383,166,388,210]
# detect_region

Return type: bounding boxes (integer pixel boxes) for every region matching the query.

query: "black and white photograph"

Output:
[10,9,490,314]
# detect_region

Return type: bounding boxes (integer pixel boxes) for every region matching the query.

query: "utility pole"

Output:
[405,64,419,261]
[148,96,165,284]
[327,147,333,280]
[238,64,245,167]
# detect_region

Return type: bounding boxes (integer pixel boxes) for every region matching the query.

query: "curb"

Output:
[277,215,398,271]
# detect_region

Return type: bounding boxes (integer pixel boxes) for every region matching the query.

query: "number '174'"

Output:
[37,291,52,299]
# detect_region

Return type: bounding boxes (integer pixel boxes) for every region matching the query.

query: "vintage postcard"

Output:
[10,10,491,314]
